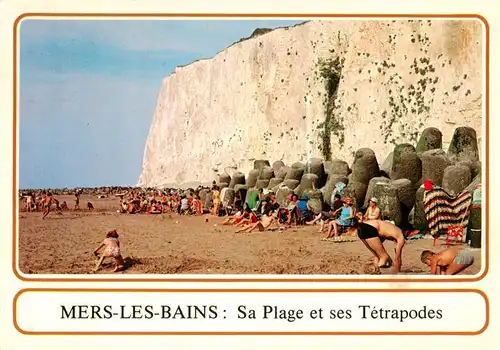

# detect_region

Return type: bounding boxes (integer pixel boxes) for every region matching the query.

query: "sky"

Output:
[19,19,304,189]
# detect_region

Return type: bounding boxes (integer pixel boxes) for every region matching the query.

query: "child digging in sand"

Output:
[420,247,475,275]
[93,230,125,272]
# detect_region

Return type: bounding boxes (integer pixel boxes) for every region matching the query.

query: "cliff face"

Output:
[138,19,483,187]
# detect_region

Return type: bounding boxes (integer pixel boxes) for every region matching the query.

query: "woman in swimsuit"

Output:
[93,230,125,272]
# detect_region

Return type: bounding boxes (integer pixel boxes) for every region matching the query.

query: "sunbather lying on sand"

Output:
[221,210,245,225]
[235,210,281,233]
[234,210,258,227]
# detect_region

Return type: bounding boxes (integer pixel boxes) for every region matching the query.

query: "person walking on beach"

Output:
[42,193,56,219]
[74,191,80,210]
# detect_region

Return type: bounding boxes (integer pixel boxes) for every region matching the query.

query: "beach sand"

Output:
[18,195,482,275]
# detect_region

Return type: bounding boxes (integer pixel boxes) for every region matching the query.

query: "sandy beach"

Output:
[18,194,481,275]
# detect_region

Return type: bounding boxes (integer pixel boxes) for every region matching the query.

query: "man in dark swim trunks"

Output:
[355,212,406,273]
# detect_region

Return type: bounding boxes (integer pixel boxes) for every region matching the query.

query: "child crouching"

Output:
[93,229,125,272]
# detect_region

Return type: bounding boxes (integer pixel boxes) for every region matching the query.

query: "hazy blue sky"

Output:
[19,19,303,189]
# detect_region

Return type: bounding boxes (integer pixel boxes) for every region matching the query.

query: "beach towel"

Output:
[423,187,472,238]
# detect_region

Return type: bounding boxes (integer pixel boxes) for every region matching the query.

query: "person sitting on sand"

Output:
[364,197,381,220]
[262,194,279,215]
[119,199,128,213]
[93,229,125,272]
[296,195,315,223]
[149,200,162,214]
[87,201,94,211]
[331,193,343,212]
[420,247,474,275]
[355,212,405,273]
[127,200,139,214]
[283,194,300,226]
[323,197,355,239]
[235,210,280,233]
[312,209,337,233]
[60,201,69,211]
[234,208,258,227]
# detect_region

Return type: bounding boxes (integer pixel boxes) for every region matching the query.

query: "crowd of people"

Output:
[19,181,476,275]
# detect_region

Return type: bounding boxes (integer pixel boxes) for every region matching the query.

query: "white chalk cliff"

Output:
[138,19,483,187]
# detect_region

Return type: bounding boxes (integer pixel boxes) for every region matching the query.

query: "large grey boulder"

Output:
[255,179,270,190]
[284,167,304,181]
[391,143,422,185]
[421,149,451,187]
[363,176,390,207]
[268,178,284,189]
[344,181,368,208]
[410,186,427,230]
[380,152,393,177]
[229,171,246,188]
[234,184,249,194]
[447,126,479,163]
[351,148,380,185]
[390,178,415,227]
[246,169,260,188]
[283,179,300,190]
[221,188,235,206]
[327,159,350,176]
[218,173,231,185]
[416,127,443,154]
[254,159,271,171]
[295,173,319,197]
[457,160,481,180]
[258,166,275,181]
[305,158,326,188]
[272,160,285,173]
[442,165,472,196]
[372,183,402,226]
[292,161,306,170]
[276,166,290,179]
